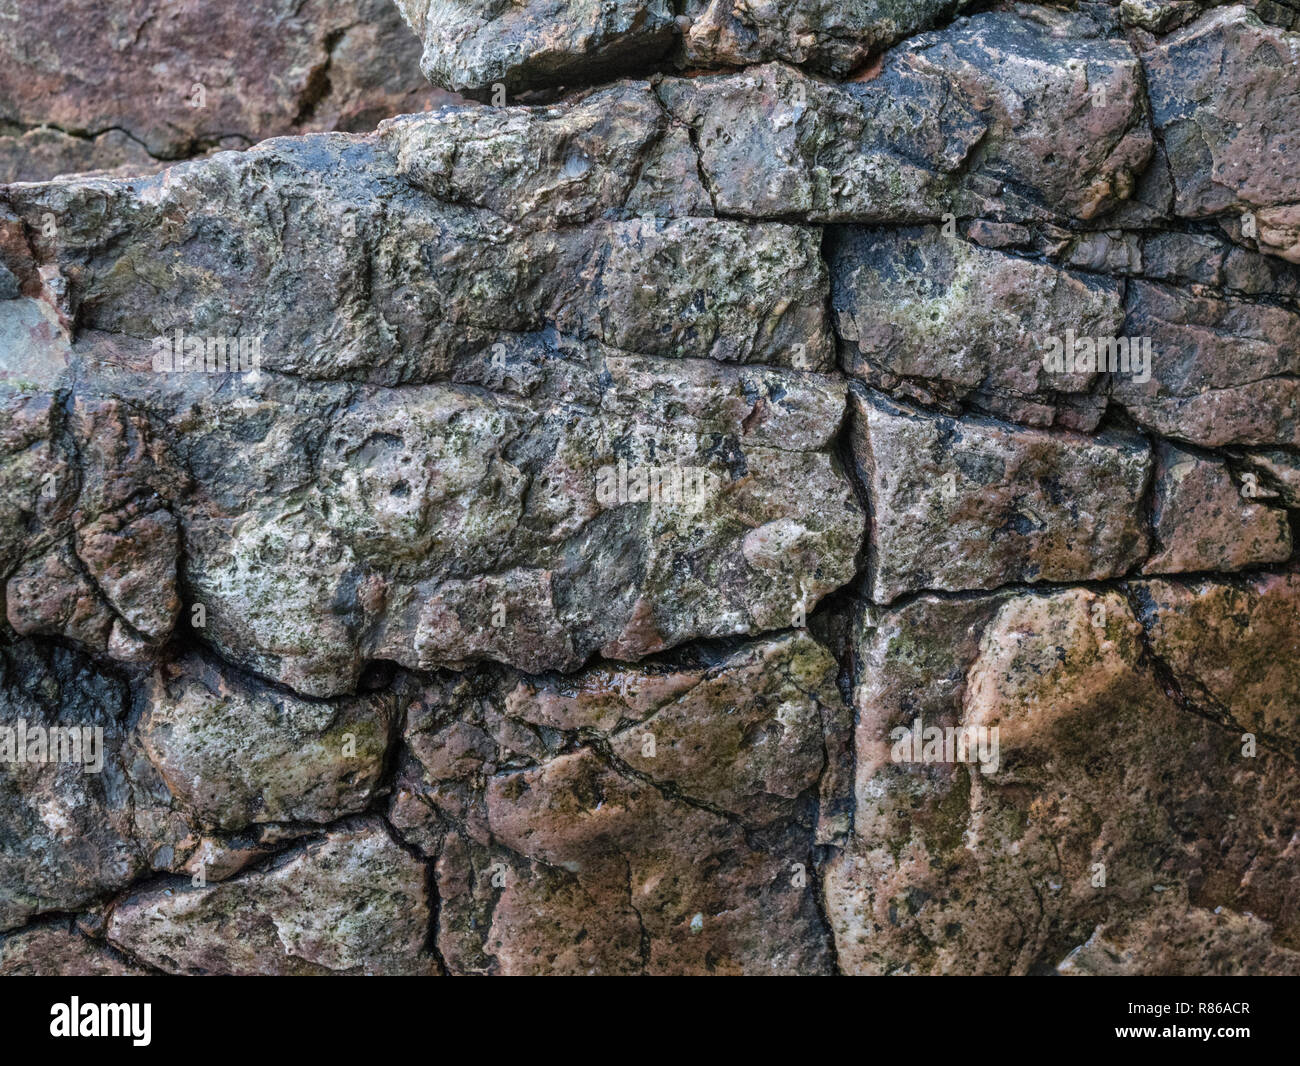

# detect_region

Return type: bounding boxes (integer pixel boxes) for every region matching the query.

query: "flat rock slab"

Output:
[850,389,1151,602]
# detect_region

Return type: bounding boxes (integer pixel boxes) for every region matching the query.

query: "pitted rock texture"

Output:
[0,0,441,183]
[2,0,1299,975]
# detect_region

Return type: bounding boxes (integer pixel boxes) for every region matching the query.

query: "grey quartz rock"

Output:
[395,0,983,94]
[0,642,141,931]
[394,0,679,95]
[657,7,1152,225]
[1,93,861,697]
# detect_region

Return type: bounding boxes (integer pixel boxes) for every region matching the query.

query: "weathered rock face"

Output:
[0,923,151,975]
[657,7,1152,225]
[105,820,439,975]
[391,633,843,974]
[1144,6,1300,261]
[0,0,440,183]
[831,225,1122,428]
[395,0,980,93]
[1143,441,1291,572]
[1117,279,1300,447]
[2,0,1298,976]
[851,389,1152,602]
[827,585,1300,974]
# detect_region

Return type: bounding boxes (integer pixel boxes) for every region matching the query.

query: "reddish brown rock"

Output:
[1132,571,1300,746]
[850,389,1151,602]
[1144,7,1300,261]
[391,634,843,974]
[1143,441,1292,573]
[826,586,1300,975]
[0,0,438,182]
[0,924,151,976]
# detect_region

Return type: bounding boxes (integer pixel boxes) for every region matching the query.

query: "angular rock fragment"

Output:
[658,7,1151,225]
[397,0,985,94]
[0,924,151,976]
[1143,6,1300,261]
[106,820,438,975]
[850,389,1151,602]
[133,653,400,831]
[1143,441,1291,573]
[908,5,1153,222]
[680,0,975,76]
[1115,279,1300,447]
[1140,230,1300,299]
[394,0,679,95]
[657,60,984,223]
[0,392,184,662]
[831,225,1122,427]
[172,352,859,695]
[0,642,141,931]
[390,633,844,974]
[5,118,831,380]
[1058,902,1300,976]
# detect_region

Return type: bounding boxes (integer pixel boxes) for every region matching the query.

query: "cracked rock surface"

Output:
[1,0,1298,975]
[0,0,441,183]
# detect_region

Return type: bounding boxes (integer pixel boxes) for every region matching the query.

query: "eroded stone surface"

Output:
[1144,6,1300,261]
[0,0,437,182]
[1144,441,1291,573]
[827,585,1300,974]
[397,0,988,94]
[390,633,843,974]
[657,7,1152,225]
[850,389,1151,602]
[134,653,399,830]
[1058,903,1300,976]
[831,225,1120,427]
[1116,280,1300,448]
[0,642,140,931]
[2,0,1298,977]
[106,820,438,975]
[1132,571,1300,746]
[0,923,150,975]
